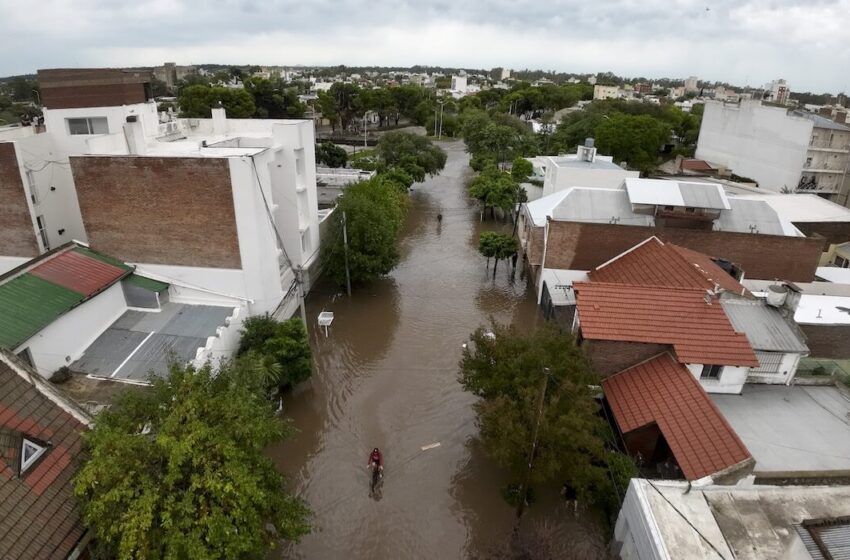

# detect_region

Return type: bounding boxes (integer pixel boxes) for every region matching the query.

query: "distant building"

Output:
[532,139,639,197]
[684,76,699,92]
[450,74,468,94]
[588,75,597,85]
[593,85,619,100]
[696,100,850,206]
[151,62,196,91]
[763,78,790,105]
[500,68,511,81]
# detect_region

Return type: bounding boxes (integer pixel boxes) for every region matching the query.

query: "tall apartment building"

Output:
[763,78,790,105]
[696,100,850,207]
[0,68,324,320]
[684,76,699,92]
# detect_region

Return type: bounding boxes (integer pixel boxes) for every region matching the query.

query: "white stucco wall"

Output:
[746,352,801,385]
[0,256,28,275]
[686,363,749,394]
[131,263,248,306]
[192,305,244,369]
[542,161,638,197]
[614,480,667,560]
[696,101,812,192]
[14,282,127,378]
[43,102,158,155]
[12,133,87,251]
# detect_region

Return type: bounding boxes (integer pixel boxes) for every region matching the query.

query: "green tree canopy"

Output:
[238,315,312,392]
[74,360,310,560]
[244,77,306,119]
[316,142,348,168]
[460,324,635,515]
[510,157,533,182]
[178,84,255,118]
[469,166,523,219]
[478,232,518,277]
[376,131,447,180]
[321,177,408,285]
[594,113,671,174]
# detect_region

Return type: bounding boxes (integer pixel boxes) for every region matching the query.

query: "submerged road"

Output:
[270,141,570,558]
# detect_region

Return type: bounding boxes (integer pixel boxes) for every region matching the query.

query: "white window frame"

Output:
[36,215,49,250]
[25,169,38,204]
[20,439,47,474]
[66,116,109,135]
[701,364,723,380]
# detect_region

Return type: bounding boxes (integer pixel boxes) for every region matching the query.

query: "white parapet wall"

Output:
[192,305,245,370]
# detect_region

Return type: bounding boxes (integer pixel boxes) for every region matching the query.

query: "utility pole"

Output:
[342,211,352,297]
[515,367,551,520]
[438,100,445,140]
[363,114,368,148]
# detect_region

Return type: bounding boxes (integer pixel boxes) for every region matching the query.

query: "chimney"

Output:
[122,116,147,156]
[212,106,227,135]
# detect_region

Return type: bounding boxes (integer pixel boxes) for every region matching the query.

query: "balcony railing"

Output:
[809,141,850,151]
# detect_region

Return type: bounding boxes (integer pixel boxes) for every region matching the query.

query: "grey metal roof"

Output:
[796,111,850,132]
[680,183,727,210]
[552,188,654,226]
[721,299,809,353]
[797,521,850,560]
[715,198,791,236]
[71,303,234,383]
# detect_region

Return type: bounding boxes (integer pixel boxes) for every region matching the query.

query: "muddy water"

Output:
[269,141,560,558]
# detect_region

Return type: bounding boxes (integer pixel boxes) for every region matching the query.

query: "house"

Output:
[603,353,754,483]
[744,278,850,359]
[0,349,91,559]
[531,139,639,198]
[593,85,619,100]
[696,100,850,206]
[614,479,850,560]
[0,242,241,383]
[573,281,759,391]
[518,178,823,293]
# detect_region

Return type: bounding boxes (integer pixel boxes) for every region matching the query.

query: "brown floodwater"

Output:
[269,141,599,559]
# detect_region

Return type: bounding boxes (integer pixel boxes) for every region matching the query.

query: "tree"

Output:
[469,166,523,219]
[478,232,517,278]
[329,82,363,131]
[376,131,447,181]
[74,360,310,560]
[244,78,306,119]
[321,177,408,285]
[510,157,533,182]
[459,324,635,516]
[316,142,348,168]
[178,85,255,118]
[594,113,671,173]
[238,315,312,392]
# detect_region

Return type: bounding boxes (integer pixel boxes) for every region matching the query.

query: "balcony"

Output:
[796,177,842,194]
[808,141,849,153]
[802,161,847,173]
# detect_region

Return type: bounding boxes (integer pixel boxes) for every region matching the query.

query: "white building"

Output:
[500,68,511,81]
[763,78,790,105]
[450,74,468,94]
[531,140,639,197]
[684,76,699,92]
[588,75,597,85]
[593,85,619,100]
[615,479,850,560]
[696,100,850,206]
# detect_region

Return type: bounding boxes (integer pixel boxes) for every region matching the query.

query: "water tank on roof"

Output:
[584,137,595,148]
[766,285,788,307]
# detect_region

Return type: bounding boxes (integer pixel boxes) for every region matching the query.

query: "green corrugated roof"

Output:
[73,246,131,271]
[0,274,84,348]
[124,274,169,293]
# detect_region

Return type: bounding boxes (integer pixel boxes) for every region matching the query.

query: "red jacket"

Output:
[368,450,383,467]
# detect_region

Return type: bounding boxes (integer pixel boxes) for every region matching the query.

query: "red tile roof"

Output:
[682,159,715,172]
[603,353,752,480]
[574,282,759,367]
[589,237,747,295]
[29,247,128,297]
[0,353,89,559]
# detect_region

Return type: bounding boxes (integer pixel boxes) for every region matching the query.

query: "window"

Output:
[25,170,37,204]
[805,157,812,168]
[835,256,849,268]
[20,438,47,474]
[685,207,696,213]
[700,364,723,380]
[67,117,108,135]
[36,215,49,250]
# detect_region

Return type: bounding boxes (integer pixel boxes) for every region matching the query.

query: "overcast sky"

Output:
[2,0,848,92]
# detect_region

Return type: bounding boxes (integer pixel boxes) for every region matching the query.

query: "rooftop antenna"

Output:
[749,224,759,234]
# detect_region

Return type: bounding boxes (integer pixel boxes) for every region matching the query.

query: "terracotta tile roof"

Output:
[0,353,89,559]
[603,353,752,480]
[682,159,715,172]
[589,237,748,295]
[574,282,759,367]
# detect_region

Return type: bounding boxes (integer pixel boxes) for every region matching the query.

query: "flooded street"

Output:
[270,141,567,558]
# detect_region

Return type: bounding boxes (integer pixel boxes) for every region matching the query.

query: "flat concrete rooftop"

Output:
[71,303,233,383]
[712,385,850,476]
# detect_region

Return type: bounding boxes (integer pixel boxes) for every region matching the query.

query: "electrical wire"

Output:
[645,479,728,559]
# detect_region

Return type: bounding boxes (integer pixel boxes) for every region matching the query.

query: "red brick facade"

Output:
[0,143,39,257]
[38,69,151,109]
[582,339,673,377]
[799,325,850,359]
[71,156,242,268]
[538,220,823,282]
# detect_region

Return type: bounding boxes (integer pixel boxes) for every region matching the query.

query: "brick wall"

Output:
[794,222,850,246]
[539,221,823,282]
[38,69,151,109]
[582,339,672,377]
[799,325,850,359]
[71,156,241,268]
[0,143,39,257]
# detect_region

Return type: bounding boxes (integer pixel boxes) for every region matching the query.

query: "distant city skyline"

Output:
[1,0,848,93]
